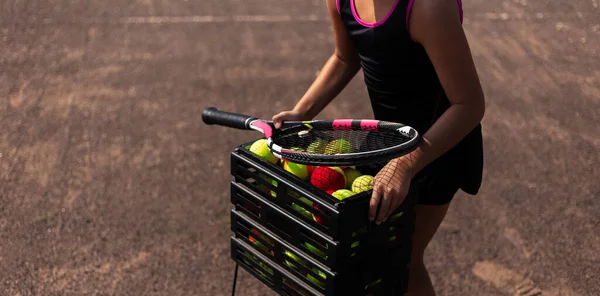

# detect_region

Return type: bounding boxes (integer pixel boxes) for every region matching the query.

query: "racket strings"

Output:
[274,130,411,156]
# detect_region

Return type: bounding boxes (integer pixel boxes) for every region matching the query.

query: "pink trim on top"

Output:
[252,121,273,138]
[332,119,353,130]
[457,0,463,23]
[406,0,416,29]
[351,0,400,28]
[336,0,341,13]
[406,0,464,30]
[360,120,379,131]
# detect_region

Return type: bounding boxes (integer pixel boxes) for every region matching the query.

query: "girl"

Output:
[273,0,485,294]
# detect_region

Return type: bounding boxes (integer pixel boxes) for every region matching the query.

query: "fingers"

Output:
[376,189,392,224]
[272,112,285,129]
[386,195,403,219]
[272,111,295,129]
[368,188,381,222]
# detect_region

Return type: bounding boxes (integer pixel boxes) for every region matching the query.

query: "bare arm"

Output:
[371,0,486,223]
[273,0,361,127]
[405,0,485,173]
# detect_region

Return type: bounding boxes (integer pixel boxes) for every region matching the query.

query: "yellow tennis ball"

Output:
[291,203,313,219]
[324,139,354,155]
[307,139,328,154]
[306,273,325,288]
[343,168,362,189]
[284,250,307,266]
[304,242,327,258]
[352,175,373,193]
[331,189,355,200]
[256,184,277,198]
[249,139,278,164]
[283,161,310,180]
[312,267,327,280]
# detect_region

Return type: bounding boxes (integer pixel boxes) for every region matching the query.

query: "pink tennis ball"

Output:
[310,167,346,192]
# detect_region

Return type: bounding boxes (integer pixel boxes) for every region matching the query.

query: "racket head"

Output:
[249,119,420,166]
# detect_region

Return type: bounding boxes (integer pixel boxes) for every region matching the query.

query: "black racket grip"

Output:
[202,107,257,130]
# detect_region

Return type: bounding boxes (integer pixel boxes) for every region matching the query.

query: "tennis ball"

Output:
[312,210,325,225]
[324,139,354,155]
[291,203,314,219]
[312,202,327,225]
[331,189,354,200]
[249,139,278,164]
[351,175,374,193]
[257,173,278,186]
[343,168,362,189]
[306,273,325,288]
[310,166,346,192]
[306,139,328,154]
[283,161,312,180]
[284,250,306,265]
[304,242,327,258]
[297,196,313,206]
[256,183,277,198]
[312,267,327,280]
[284,259,297,269]
[390,211,404,222]
[251,228,275,245]
[365,278,383,290]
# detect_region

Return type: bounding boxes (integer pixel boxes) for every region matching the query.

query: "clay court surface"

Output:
[1,0,598,295]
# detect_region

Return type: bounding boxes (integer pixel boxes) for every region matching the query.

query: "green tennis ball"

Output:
[297,197,313,206]
[312,267,327,280]
[257,173,278,187]
[324,139,354,155]
[343,168,362,189]
[352,175,373,193]
[283,161,310,180]
[284,250,307,266]
[306,139,328,154]
[249,139,278,164]
[256,183,277,198]
[365,278,383,289]
[390,211,405,222]
[284,259,297,269]
[331,189,354,201]
[304,242,327,258]
[291,203,313,219]
[306,273,325,288]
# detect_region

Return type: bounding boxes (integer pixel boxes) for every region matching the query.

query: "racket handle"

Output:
[202,107,257,130]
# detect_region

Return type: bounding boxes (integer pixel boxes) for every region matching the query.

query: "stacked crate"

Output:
[229,141,419,296]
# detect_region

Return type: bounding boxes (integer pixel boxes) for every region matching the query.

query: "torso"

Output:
[336,0,483,194]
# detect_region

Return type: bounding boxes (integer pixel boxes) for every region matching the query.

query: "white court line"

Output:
[25,12,598,25]
[120,14,324,24]
[119,12,594,24]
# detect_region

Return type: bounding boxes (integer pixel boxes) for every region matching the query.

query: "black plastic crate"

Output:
[231,143,419,244]
[232,236,322,296]
[231,209,412,295]
[232,236,410,296]
[231,181,414,269]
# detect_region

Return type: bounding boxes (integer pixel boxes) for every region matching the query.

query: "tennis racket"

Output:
[202,107,420,166]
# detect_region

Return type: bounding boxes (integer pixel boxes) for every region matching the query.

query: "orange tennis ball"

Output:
[310,167,346,192]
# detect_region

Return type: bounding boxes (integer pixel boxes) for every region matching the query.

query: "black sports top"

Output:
[337,0,483,194]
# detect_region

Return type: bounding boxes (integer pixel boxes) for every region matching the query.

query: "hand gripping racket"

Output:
[202,107,420,166]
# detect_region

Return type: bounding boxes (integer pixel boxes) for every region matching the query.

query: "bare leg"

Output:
[405,203,451,296]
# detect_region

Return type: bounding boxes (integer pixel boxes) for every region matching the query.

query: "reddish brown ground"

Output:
[1,0,598,295]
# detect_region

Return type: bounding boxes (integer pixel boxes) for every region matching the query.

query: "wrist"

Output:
[292,102,315,120]
[397,147,426,178]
